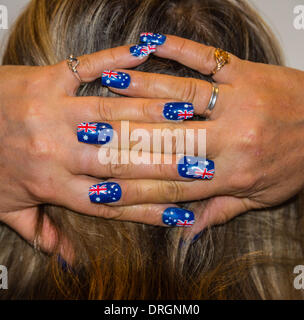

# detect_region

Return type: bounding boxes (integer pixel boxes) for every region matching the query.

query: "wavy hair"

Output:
[1,0,304,299]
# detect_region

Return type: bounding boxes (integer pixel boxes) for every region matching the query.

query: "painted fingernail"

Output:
[178,156,215,180]
[140,32,166,45]
[89,182,122,203]
[101,70,131,89]
[77,122,113,145]
[57,254,72,272]
[130,44,156,58]
[163,102,194,121]
[191,230,205,244]
[162,208,195,227]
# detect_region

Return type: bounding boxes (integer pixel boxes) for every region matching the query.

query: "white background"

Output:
[0,0,304,70]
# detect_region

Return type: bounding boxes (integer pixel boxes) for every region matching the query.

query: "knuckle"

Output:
[159,181,183,202]
[144,73,159,95]
[238,123,264,153]
[107,163,129,178]
[108,48,118,66]
[27,135,54,160]
[176,38,187,56]
[181,78,198,103]
[96,206,121,220]
[98,98,113,121]
[141,100,152,119]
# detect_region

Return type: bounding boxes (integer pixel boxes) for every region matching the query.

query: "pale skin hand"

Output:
[99,35,304,239]
[0,45,193,259]
[2,34,304,260]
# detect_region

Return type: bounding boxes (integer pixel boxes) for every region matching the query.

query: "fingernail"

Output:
[101,70,131,89]
[89,182,121,203]
[162,208,195,227]
[140,32,166,45]
[191,230,205,244]
[163,102,194,121]
[178,156,215,180]
[57,254,72,272]
[77,122,113,145]
[130,44,156,58]
[178,238,186,249]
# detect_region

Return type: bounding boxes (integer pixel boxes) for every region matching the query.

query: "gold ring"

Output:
[212,48,230,75]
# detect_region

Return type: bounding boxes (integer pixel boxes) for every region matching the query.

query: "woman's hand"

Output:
[0,45,190,257]
[94,34,304,239]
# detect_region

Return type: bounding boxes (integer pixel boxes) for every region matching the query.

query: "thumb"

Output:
[1,207,73,264]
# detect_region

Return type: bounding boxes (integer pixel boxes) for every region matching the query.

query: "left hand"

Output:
[82,35,304,238]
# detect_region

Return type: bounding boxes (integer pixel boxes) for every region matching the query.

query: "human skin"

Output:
[0,45,191,257]
[1,35,304,256]
[96,35,304,240]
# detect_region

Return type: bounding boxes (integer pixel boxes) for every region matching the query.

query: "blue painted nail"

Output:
[89,182,121,203]
[178,156,215,180]
[178,238,186,249]
[101,70,131,89]
[163,102,194,121]
[57,254,70,272]
[162,208,195,227]
[130,44,156,58]
[191,230,205,244]
[77,122,113,145]
[140,32,166,45]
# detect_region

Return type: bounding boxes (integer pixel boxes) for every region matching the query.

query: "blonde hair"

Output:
[1,0,304,299]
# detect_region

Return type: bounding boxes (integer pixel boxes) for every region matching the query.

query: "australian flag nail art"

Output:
[178,156,215,180]
[101,70,131,89]
[89,182,122,203]
[162,208,195,227]
[163,102,194,121]
[130,44,156,58]
[77,122,113,145]
[140,32,166,45]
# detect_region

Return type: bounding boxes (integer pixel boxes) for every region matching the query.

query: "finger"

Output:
[75,120,220,157]
[71,145,216,182]
[1,208,74,263]
[183,196,251,242]
[106,70,229,119]
[54,175,196,227]
[60,174,224,207]
[154,34,245,83]
[55,45,151,93]
[66,97,196,123]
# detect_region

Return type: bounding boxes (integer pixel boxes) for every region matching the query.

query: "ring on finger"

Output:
[67,54,83,84]
[204,82,219,118]
[212,48,230,75]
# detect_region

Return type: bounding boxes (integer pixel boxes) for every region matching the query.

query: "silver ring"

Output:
[67,54,83,83]
[204,82,219,118]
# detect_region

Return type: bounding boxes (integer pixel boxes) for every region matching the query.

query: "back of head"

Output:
[2,0,303,300]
